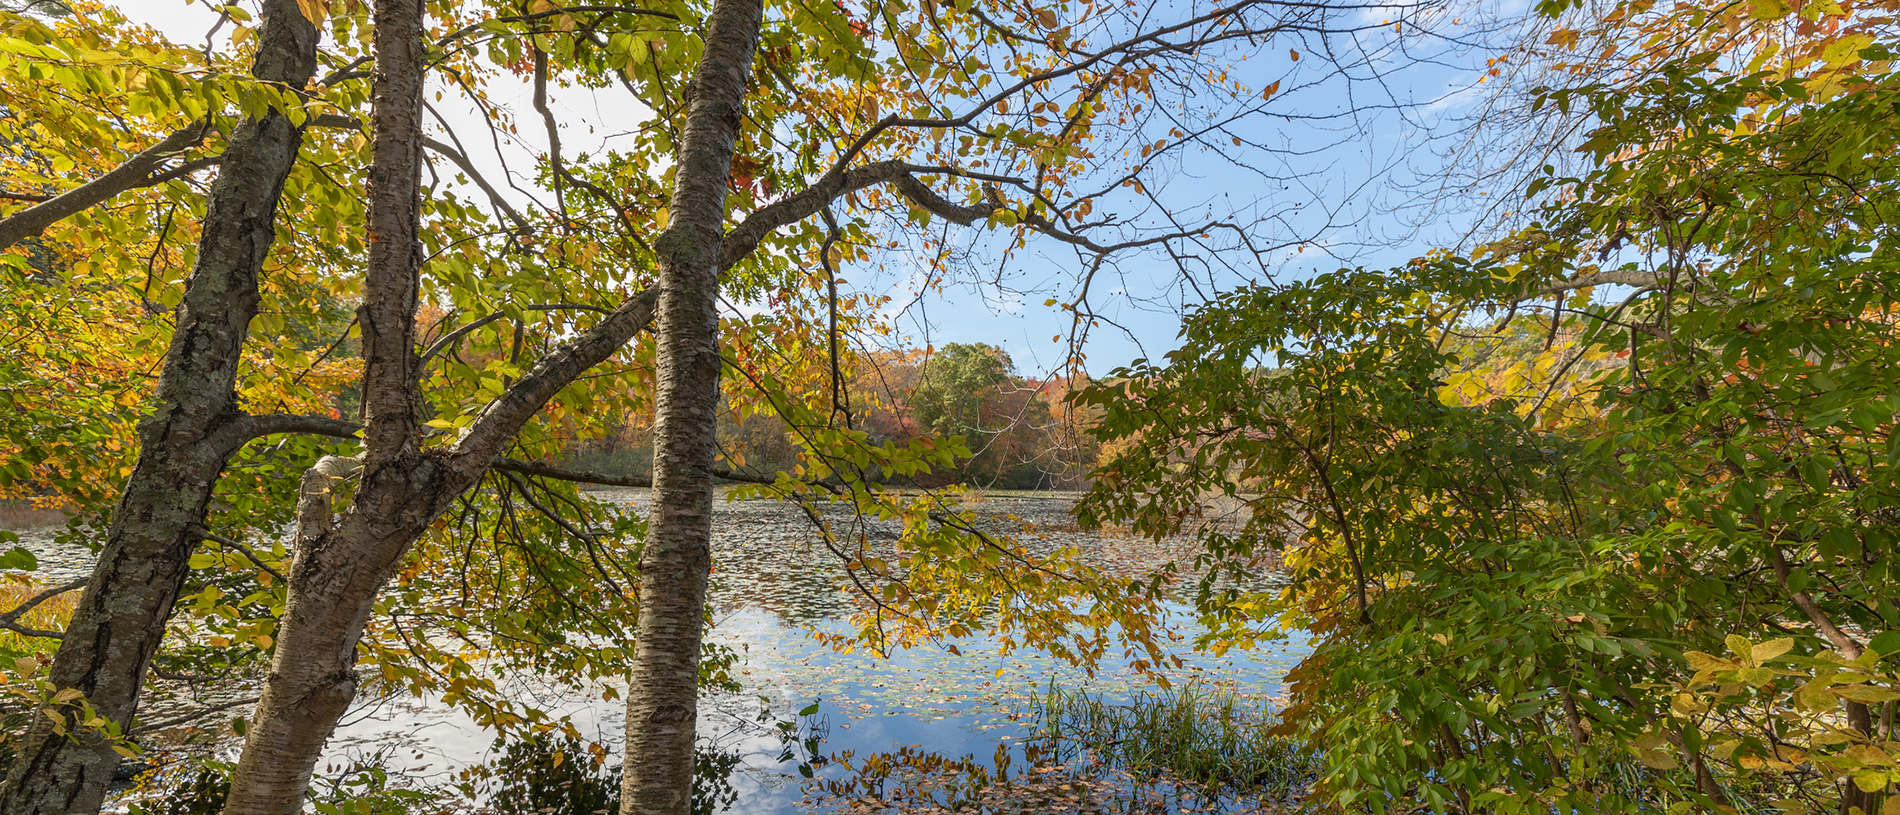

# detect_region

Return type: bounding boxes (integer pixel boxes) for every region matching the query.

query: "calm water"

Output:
[15,490,1306,811]
[311,490,1310,812]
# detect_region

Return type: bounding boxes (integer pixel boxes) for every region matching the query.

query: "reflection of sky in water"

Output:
[316,492,1310,813]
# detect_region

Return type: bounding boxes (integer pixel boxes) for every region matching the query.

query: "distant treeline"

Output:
[557,342,1106,489]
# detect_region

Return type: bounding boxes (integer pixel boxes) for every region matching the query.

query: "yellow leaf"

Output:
[1751,637,1794,663]
[1820,34,1874,69]
[293,0,328,25]
[1685,650,1736,671]
[1747,0,1786,20]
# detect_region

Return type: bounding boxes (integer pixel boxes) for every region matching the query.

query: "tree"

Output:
[1077,2,1900,811]
[910,342,1054,488]
[0,0,1476,812]
[0,1,324,810]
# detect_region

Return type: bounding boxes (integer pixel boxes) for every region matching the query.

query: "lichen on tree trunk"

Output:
[220,0,429,808]
[0,3,317,813]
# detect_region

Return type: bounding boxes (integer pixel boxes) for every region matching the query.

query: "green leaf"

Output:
[1868,630,1900,658]
[0,546,37,572]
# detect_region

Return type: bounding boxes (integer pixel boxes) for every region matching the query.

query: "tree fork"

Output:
[221,0,428,806]
[0,3,317,813]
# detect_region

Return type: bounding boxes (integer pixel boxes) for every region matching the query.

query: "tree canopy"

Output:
[0,0,1464,811]
[1078,0,1900,811]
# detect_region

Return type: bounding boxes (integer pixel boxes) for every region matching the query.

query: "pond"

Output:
[16,490,1312,813]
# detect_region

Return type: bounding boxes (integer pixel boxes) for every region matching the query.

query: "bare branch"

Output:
[422,135,528,229]
[235,413,364,444]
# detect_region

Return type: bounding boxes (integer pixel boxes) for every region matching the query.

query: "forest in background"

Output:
[560,341,1102,489]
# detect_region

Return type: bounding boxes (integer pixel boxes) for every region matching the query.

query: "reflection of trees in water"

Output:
[482,732,744,815]
[609,489,1264,628]
[706,499,868,626]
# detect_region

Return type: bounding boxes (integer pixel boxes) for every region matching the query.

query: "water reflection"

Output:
[311,491,1308,813]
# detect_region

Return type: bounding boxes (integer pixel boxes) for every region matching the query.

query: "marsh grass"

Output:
[1029,680,1317,803]
[0,580,77,655]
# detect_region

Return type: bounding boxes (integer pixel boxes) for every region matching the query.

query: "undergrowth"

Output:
[0,580,77,656]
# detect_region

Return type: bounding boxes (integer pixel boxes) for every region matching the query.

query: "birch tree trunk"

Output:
[620,0,761,811]
[221,0,427,808]
[0,4,317,813]
[218,0,667,805]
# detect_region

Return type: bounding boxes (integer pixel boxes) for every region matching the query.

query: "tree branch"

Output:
[1770,547,1864,658]
[0,578,85,640]
[719,162,1005,272]
[1536,269,1671,296]
[0,121,211,250]
[418,303,616,372]
[450,287,660,468]
[423,135,528,229]
[189,527,288,583]
[492,457,650,488]
[236,413,364,443]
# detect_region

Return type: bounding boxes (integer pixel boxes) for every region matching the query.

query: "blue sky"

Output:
[119,0,1537,377]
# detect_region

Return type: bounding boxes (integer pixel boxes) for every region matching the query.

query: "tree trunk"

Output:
[218,0,671,804]
[221,0,426,809]
[220,461,452,815]
[619,0,761,811]
[0,4,317,814]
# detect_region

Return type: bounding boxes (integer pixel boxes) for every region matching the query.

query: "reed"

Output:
[1028,679,1318,801]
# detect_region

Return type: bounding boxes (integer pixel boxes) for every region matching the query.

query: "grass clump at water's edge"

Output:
[0,580,76,656]
[1029,679,1318,802]
[0,497,70,530]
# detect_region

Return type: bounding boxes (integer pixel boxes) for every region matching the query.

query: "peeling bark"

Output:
[218,0,668,804]
[0,4,317,813]
[619,0,762,811]
[221,0,428,807]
